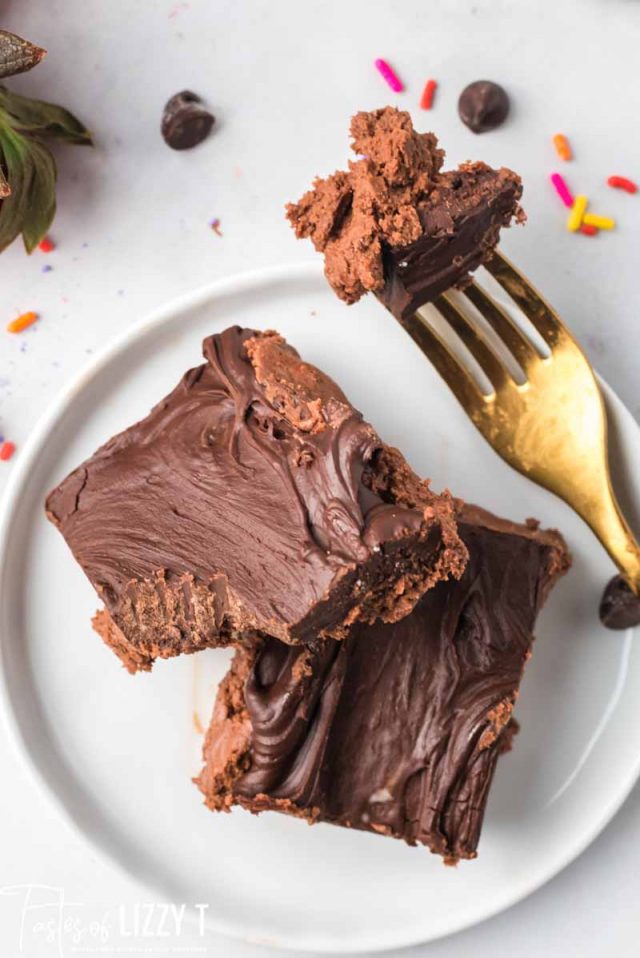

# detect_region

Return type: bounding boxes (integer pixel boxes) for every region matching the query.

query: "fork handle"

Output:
[585,481,640,595]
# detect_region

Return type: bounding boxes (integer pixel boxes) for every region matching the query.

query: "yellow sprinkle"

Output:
[6,310,39,333]
[567,195,588,232]
[583,213,616,231]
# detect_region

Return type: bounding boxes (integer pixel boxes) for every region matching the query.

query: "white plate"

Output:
[1,263,639,954]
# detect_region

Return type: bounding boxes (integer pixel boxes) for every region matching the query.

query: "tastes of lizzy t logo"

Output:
[0,884,209,955]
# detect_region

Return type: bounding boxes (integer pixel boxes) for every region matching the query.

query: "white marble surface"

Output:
[1,0,639,955]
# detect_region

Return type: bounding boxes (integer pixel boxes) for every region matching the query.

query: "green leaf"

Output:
[0,85,93,145]
[0,120,57,253]
[21,137,56,252]
[0,80,93,254]
[0,30,46,80]
[0,122,34,252]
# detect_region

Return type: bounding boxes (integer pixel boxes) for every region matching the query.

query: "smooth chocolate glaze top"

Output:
[198,505,570,862]
[46,327,464,667]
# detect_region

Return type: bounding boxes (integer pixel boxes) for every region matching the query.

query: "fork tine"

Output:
[402,313,487,412]
[484,251,567,348]
[434,293,511,391]
[464,281,540,373]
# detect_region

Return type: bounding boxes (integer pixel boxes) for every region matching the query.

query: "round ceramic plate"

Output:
[1,263,639,953]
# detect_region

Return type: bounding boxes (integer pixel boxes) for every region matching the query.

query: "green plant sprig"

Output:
[0,30,93,253]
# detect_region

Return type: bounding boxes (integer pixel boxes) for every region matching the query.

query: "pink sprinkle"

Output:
[374,58,404,93]
[550,172,574,209]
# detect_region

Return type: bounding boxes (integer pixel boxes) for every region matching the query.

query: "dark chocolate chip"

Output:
[458,81,510,134]
[161,90,215,150]
[599,574,640,630]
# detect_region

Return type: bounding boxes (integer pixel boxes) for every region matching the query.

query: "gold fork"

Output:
[398,249,640,595]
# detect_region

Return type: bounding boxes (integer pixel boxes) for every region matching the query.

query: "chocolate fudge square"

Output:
[287,107,524,321]
[196,504,569,863]
[46,327,466,673]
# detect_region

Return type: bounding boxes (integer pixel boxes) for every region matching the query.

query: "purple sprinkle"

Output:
[81,242,89,248]
[42,264,53,273]
[117,289,125,296]
[20,342,28,353]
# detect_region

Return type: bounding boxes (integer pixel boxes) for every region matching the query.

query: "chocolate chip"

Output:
[599,574,640,630]
[161,90,215,150]
[458,81,510,134]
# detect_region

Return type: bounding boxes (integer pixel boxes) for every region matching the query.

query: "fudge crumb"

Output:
[286,106,522,309]
[286,107,443,305]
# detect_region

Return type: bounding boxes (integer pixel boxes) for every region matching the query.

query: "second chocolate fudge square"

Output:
[195,504,570,863]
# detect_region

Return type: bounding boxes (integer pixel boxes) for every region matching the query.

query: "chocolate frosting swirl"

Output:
[47,326,464,669]
[201,506,569,861]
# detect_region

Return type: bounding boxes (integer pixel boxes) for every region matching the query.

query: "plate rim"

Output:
[1,260,639,954]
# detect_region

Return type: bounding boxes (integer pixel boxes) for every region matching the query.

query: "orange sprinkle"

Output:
[0,441,16,461]
[420,79,437,110]
[580,223,598,236]
[38,236,55,253]
[553,134,572,161]
[7,311,38,333]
